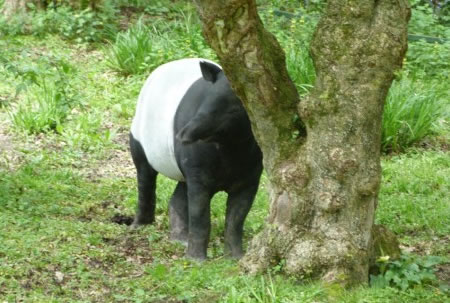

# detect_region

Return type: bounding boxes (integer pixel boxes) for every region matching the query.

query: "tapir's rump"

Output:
[131,58,220,181]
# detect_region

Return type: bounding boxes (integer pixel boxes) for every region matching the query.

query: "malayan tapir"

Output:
[129,58,263,260]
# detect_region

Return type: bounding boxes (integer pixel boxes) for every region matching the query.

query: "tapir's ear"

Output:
[199,61,222,83]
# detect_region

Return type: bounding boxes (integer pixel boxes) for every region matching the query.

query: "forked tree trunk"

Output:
[194,0,410,286]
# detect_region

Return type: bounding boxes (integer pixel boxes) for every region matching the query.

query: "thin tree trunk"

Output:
[195,0,409,286]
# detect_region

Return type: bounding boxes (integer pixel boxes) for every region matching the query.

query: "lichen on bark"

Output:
[194,0,410,286]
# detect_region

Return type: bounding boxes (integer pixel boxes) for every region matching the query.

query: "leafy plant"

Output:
[105,13,214,76]
[259,9,318,96]
[171,11,214,58]
[6,58,79,134]
[370,254,445,291]
[0,13,28,36]
[406,40,450,79]
[245,275,279,303]
[285,44,315,95]
[59,3,118,43]
[105,21,156,75]
[12,84,67,134]
[61,112,115,151]
[381,75,445,152]
[0,3,118,43]
[409,0,450,34]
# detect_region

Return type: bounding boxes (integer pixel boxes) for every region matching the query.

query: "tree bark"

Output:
[194,0,409,286]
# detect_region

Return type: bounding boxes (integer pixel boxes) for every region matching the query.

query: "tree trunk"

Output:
[194,0,410,286]
[1,0,27,17]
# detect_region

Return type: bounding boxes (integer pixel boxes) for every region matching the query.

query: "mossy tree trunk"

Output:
[194,0,410,286]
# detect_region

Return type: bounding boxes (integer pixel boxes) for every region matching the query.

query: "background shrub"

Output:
[104,12,214,75]
[370,254,446,291]
[406,40,450,79]
[5,57,79,134]
[0,1,118,43]
[105,20,155,75]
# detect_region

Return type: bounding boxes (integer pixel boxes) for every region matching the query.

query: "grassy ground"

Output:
[0,5,449,303]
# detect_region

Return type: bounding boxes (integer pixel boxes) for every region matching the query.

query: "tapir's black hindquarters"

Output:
[129,133,158,226]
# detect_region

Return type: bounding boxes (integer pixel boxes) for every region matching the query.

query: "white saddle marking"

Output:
[131,58,220,181]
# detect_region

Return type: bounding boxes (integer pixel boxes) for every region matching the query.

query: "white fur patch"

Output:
[131,58,220,181]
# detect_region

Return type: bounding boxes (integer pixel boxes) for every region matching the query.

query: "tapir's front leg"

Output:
[224,182,259,259]
[130,133,158,227]
[186,182,213,260]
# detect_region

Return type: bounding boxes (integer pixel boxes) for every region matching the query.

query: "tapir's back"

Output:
[131,58,219,181]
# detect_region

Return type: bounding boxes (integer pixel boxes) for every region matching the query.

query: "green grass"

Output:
[377,151,450,255]
[0,159,447,302]
[105,20,156,75]
[381,76,448,152]
[8,58,79,134]
[0,1,449,301]
[104,11,215,76]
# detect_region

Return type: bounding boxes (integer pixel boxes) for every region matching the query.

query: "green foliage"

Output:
[114,0,188,16]
[104,20,155,75]
[381,75,446,152]
[225,275,286,302]
[0,3,118,43]
[406,41,450,79]
[241,275,280,303]
[259,8,318,96]
[105,12,214,75]
[0,12,27,36]
[285,43,315,95]
[3,57,79,134]
[370,254,445,291]
[409,0,450,36]
[57,4,118,43]
[377,151,450,234]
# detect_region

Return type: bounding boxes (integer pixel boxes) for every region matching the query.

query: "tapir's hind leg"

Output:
[169,182,189,244]
[224,182,260,259]
[130,133,158,227]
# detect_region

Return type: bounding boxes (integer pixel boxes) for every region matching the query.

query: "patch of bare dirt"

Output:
[103,233,155,266]
[415,134,450,152]
[435,263,450,285]
[111,214,134,226]
[81,129,136,181]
